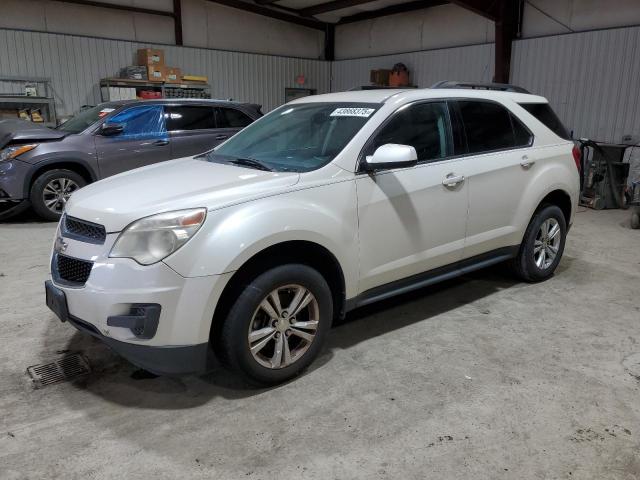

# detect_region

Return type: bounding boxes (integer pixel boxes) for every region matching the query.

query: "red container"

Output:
[389,70,410,87]
[140,90,162,99]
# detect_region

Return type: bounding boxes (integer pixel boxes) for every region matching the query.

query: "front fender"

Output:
[163,180,360,297]
[21,152,99,197]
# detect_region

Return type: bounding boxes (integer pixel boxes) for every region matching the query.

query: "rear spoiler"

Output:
[241,103,263,117]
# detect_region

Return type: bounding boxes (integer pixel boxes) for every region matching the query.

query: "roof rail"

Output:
[348,85,418,91]
[430,81,531,94]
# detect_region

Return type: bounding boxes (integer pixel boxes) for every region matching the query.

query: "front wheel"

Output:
[511,204,567,282]
[219,264,333,385]
[30,169,86,221]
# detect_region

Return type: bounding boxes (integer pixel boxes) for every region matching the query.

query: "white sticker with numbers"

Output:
[330,107,375,118]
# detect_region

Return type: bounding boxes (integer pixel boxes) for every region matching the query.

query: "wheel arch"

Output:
[534,189,572,225]
[209,239,347,348]
[24,159,96,197]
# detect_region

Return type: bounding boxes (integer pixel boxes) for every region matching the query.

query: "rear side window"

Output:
[367,102,451,161]
[166,106,215,131]
[457,100,532,154]
[519,102,571,140]
[216,107,253,128]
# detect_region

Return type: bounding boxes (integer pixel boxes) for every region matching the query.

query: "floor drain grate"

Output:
[27,353,91,389]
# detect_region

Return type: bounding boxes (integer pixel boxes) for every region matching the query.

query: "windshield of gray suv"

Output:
[208,102,381,172]
[56,103,119,134]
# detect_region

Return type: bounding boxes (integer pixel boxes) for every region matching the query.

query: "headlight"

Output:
[0,144,38,162]
[110,208,207,265]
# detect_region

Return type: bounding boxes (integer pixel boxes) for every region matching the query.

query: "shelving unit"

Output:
[0,76,57,127]
[100,78,211,101]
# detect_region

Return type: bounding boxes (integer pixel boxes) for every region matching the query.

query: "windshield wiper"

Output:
[227,157,273,172]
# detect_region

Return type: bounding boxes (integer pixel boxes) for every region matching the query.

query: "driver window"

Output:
[108,105,167,140]
[369,102,451,161]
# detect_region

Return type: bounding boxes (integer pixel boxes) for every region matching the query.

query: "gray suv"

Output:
[0,99,262,221]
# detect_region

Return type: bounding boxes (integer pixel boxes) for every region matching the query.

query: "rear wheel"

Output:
[219,264,333,385]
[511,204,567,282]
[30,169,86,221]
[631,207,640,230]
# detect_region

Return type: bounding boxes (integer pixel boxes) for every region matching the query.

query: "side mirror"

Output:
[100,123,124,136]
[365,143,418,171]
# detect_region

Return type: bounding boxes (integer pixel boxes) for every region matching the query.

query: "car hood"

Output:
[0,119,67,148]
[65,157,300,232]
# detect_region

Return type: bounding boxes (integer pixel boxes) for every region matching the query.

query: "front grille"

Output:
[55,254,93,286]
[63,215,106,244]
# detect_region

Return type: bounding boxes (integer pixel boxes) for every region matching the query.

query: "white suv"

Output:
[45,83,580,384]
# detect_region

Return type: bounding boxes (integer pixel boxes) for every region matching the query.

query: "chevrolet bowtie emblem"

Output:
[54,236,68,253]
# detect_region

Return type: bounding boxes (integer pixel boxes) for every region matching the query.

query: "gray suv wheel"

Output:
[30,169,86,221]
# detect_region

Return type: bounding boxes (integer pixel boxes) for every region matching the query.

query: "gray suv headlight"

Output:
[0,144,38,162]
[110,208,207,265]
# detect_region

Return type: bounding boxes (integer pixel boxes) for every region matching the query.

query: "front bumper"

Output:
[46,280,214,375]
[0,159,32,219]
[0,159,30,200]
[47,226,233,375]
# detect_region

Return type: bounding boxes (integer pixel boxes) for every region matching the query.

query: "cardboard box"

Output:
[137,48,165,67]
[165,67,182,83]
[147,65,166,82]
[370,69,391,86]
[30,109,44,123]
[182,75,208,83]
[120,65,148,80]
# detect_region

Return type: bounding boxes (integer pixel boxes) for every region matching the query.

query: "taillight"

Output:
[572,145,582,172]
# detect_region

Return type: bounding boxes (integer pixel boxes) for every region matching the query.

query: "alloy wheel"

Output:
[533,218,561,269]
[247,284,319,369]
[42,178,79,214]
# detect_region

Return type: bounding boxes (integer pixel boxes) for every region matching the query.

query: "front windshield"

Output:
[56,104,119,134]
[210,102,381,172]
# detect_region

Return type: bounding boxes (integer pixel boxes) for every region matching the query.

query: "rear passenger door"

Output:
[214,106,254,142]
[166,105,220,158]
[452,100,535,258]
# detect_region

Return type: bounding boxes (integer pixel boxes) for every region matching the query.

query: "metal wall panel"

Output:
[0,28,331,118]
[2,26,638,145]
[331,43,495,92]
[511,26,640,143]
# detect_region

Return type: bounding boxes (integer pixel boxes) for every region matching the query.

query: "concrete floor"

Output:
[1,208,639,479]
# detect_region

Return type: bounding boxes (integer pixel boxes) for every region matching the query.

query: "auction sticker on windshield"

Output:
[330,107,375,118]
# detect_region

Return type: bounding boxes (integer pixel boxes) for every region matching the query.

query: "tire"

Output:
[631,208,640,230]
[0,200,31,222]
[219,264,333,385]
[30,169,86,221]
[511,204,567,282]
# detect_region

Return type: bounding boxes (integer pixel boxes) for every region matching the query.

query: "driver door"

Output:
[356,101,469,293]
[94,104,171,179]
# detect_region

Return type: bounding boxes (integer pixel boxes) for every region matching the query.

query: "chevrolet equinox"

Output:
[45,83,580,385]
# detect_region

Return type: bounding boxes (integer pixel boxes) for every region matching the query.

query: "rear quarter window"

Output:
[519,103,571,140]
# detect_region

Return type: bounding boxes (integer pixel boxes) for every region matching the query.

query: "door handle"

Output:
[152,139,169,146]
[215,135,228,140]
[520,155,535,169]
[442,173,465,187]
